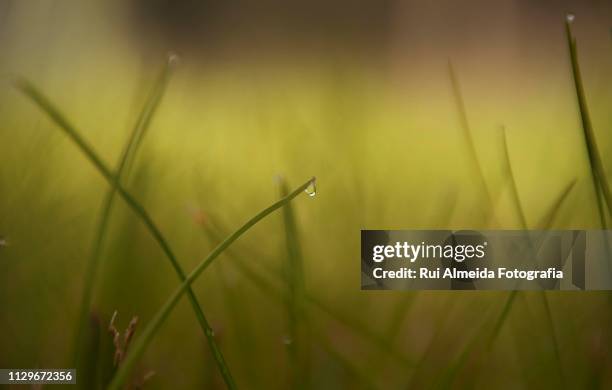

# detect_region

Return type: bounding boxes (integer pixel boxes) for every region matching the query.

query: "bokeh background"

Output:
[1,0,612,388]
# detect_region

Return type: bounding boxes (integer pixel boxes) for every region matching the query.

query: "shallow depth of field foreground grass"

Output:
[1,1,612,389]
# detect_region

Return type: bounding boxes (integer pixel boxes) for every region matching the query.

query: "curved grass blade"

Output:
[74,55,177,373]
[15,79,237,389]
[107,177,315,390]
[565,15,612,225]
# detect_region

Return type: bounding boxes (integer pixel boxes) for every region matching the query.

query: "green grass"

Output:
[73,54,177,378]
[4,6,612,389]
[278,176,310,388]
[565,14,612,225]
[15,78,237,389]
[107,177,315,389]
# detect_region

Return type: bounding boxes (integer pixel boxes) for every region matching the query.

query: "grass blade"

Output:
[278,176,310,388]
[107,177,315,390]
[565,14,612,226]
[501,127,529,228]
[15,79,237,389]
[74,55,176,373]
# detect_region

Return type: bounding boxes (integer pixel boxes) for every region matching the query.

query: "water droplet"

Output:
[206,328,215,337]
[305,178,316,197]
[282,336,293,345]
[0,236,6,247]
[566,13,575,23]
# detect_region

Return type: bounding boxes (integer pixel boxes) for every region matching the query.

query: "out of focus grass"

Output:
[1,2,612,389]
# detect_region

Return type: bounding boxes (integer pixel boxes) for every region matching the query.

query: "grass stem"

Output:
[73,56,175,373]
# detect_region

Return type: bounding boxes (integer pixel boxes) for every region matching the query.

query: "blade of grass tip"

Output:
[565,14,612,290]
[124,53,180,176]
[565,14,612,225]
[501,127,529,228]
[107,177,316,390]
[501,128,565,387]
[448,59,495,221]
[14,79,237,389]
[74,54,177,370]
[277,176,310,388]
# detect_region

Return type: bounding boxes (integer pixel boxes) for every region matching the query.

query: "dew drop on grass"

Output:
[305,178,317,197]
[206,328,215,338]
[566,13,575,23]
[282,336,293,345]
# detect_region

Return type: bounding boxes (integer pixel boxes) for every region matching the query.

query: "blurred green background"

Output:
[1,0,612,388]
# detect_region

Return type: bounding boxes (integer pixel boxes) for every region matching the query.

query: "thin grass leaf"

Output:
[278,176,310,388]
[107,177,315,390]
[501,126,529,228]
[15,79,237,389]
[74,55,176,373]
[565,15,612,226]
